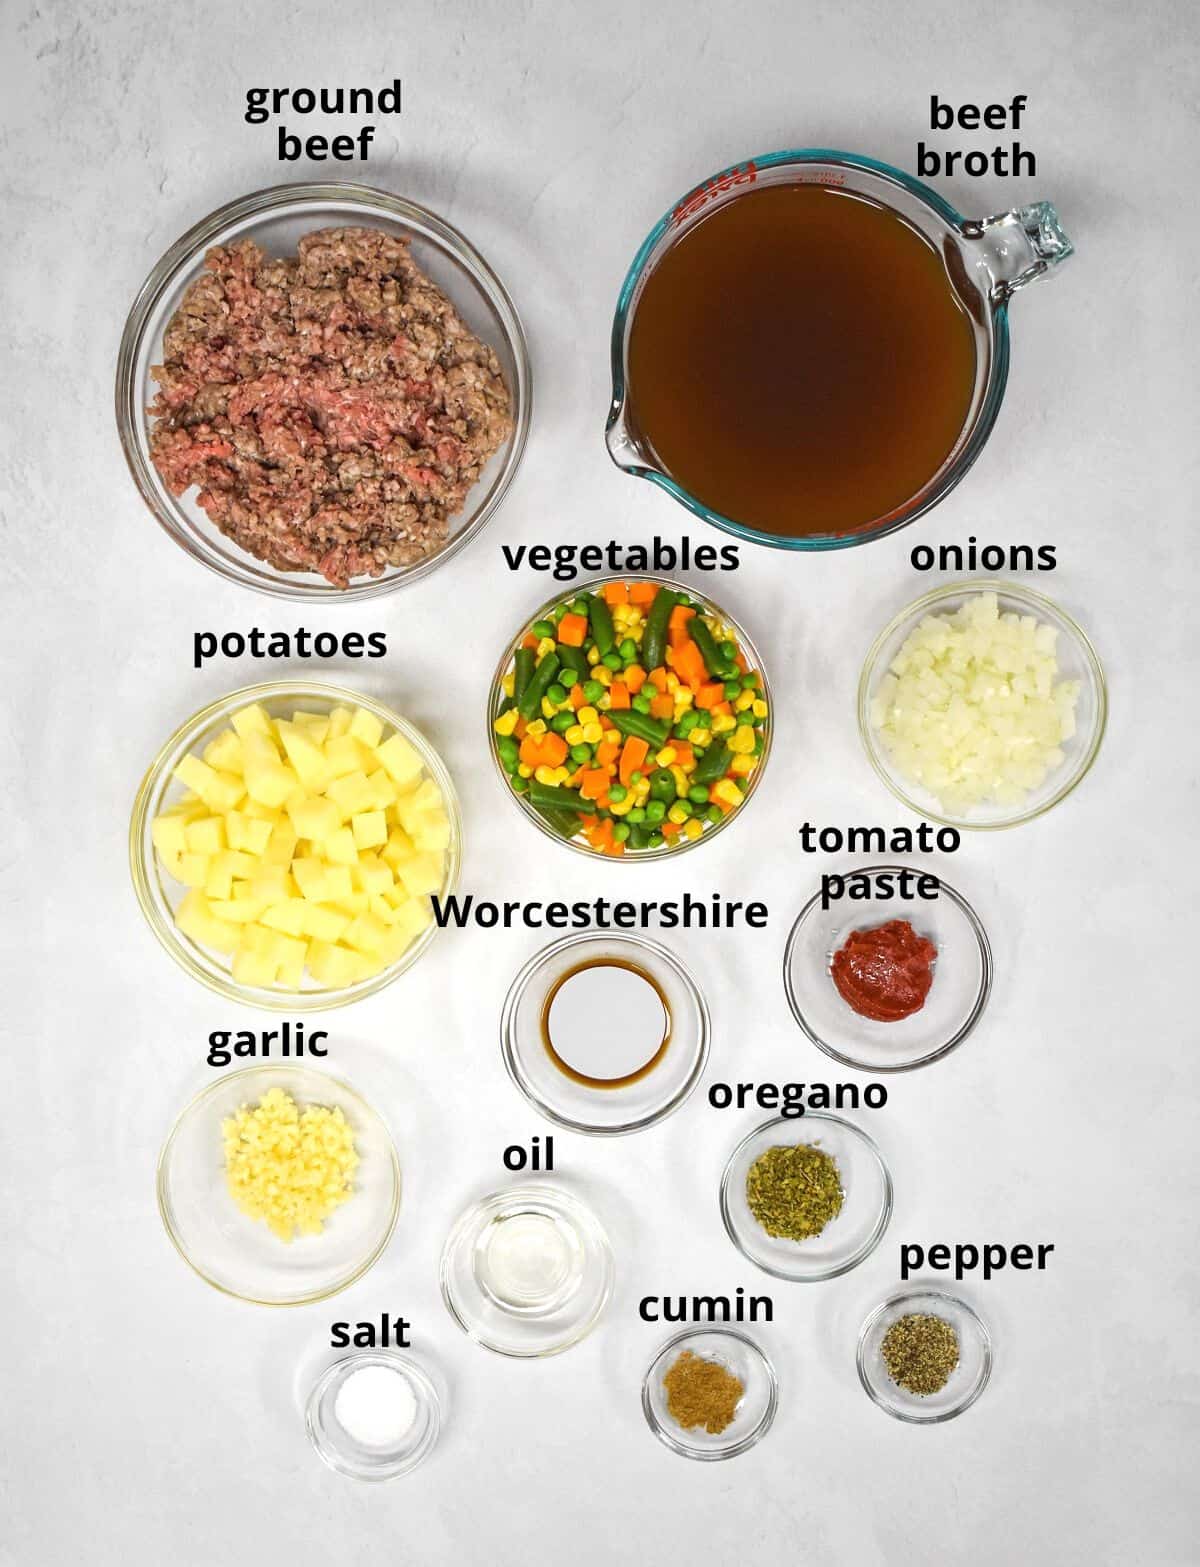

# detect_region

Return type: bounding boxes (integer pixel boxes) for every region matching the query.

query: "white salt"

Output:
[334,1364,417,1449]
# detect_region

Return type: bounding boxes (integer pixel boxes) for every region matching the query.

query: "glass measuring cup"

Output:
[606,149,1073,551]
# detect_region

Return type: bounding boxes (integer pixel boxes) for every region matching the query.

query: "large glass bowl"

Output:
[486,575,773,861]
[858,580,1106,830]
[157,1065,400,1306]
[116,182,531,600]
[130,680,461,1009]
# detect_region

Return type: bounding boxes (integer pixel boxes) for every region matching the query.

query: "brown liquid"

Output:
[540,959,671,1089]
[627,184,978,537]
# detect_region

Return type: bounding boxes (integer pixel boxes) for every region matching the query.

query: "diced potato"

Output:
[391,898,433,943]
[307,941,366,988]
[321,866,354,903]
[261,823,299,867]
[292,859,329,900]
[185,817,226,856]
[396,851,444,898]
[287,795,341,842]
[152,816,189,861]
[411,810,451,853]
[176,890,241,955]
[176,853,212,888]
[230,703,273,741]
[351,810,388,850]
[354,853,394,897]
[376,732,423,786]
[327,706,354,741]
[324,826,358,866]
[290,711,331,745]
[231,947,278,987]
[203,730,245,775]
[364,770,398,810]
[382,827,415,867]
[174,755,246,813]
[324,734,364,781]
[226,810,274,855]
[349,707,384,750]
[277,721,331,793]
[327,770,375,818]
[302,904,351,943]
[343,913,391,956]
[261,899,308,938]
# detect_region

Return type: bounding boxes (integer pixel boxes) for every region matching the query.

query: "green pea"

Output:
[741,671,760,689]
[602,651,623,671]
[570,743,592,765]
[619,637,638,660]
[645,799,667,823]
[612,822,631,843]
[673,800,692,819]
[583,679,604,704]
[737,710,755,726]
[546,683,568,705]
[608,783,627,803]
[632,694,652,715]
[627,806,646,824]
[630,770,644,784]
[688,784,709,805]
[531,619,555,639]
[550,711,575,734]
[724,681,741,701]
[571,598,590,617]
[551,604,568,622]
[706,804,723,824]
[512,774,530,794]
[720,640,738,663]
[676,711,700,737]
[647,831,665,849]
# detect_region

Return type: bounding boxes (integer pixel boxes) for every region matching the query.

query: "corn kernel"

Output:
[517,764,534,779]
[492,710,518,737]
[730,754,756,776]
[712,779,742,809]
[690,728,711,747]
[711,714,737,735]
[670,765,689,795]
[728,726,756,754]
[526,719,547,738]
[534,765,558,785]
[735,688,755,711]
[656,746,677,766]
[665,673,680,692]
[667,803,689,825]
[603,728,620,745]
[541,697,557,719]
[683,818,704,841]
[582,722,603,744]
[586,646,600,665]
[634,779,651,803]
[595,666,612,686]
[674,688,694,710]
[609,796,633,817]
[752,699,768,719]
[502,673,516,698]
[565,724,586,746]
[578,705,599,725]
[552,766,570,785]
[536,637,556,658]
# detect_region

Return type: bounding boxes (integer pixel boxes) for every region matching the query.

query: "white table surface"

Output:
[5,1,1198,1562]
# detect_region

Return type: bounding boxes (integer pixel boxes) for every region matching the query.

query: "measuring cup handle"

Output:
[963,201,1074,302]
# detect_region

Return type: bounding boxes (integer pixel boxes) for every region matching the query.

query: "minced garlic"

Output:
[221,1087,358,1241]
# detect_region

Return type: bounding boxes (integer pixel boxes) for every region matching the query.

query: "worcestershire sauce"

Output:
[540,958,672,1089]
[626,183,977,538]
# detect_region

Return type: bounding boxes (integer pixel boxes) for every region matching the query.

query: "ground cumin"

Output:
[663,1350,744,1434]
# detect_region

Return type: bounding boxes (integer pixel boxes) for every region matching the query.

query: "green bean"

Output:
[609,709,671,748]
[518,651,561,719]
[557,645,590,682]
[537,805,584,838]
[527,782,597,815]
[692,739,731,785]
[640,587,676,674]
[649,768,676,803]
[587,594,616,657]
[513,647,535,703]
[688,620,727,679]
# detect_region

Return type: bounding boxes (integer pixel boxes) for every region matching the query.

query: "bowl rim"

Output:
[641,1326,779,1461]
[499,929,712,1135]
[305,1351,442,1480]
[485,572,773,861]
[156,1062,401,1307]
[129,679,462,1010]
[115,179,532,601]
[782,864,993,1073]
[438,1182,615,1358]
[857,578,1108,830]
[719,1111,893,1282]
[856,1287,993,1424]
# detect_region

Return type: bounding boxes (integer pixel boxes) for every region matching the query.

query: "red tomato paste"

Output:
[831,919,937,1022]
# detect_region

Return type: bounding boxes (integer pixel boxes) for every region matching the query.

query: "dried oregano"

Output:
[745,1143,844,1240]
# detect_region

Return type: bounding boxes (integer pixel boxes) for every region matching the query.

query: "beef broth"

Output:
[626,183,977,538]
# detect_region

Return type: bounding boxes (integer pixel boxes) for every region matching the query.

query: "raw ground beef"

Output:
[148,227,512,587]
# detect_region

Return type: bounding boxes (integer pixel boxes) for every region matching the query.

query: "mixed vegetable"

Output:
[492,580,769,855]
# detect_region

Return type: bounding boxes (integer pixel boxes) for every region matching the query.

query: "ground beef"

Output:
[148,227,512,587]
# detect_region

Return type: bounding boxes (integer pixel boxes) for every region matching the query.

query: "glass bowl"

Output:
[857,1289,992,1423]
[642,1328,778,1461]
[783,866,992,1072]
[157,1065,400,1305]
[500,931,710,1134]
[720,1113,892,1282]
[439,1184,614,1357]
[116,182,531,600]
[306,1352,441,1480]
[486,574,773,861]
[858,580,1106,829]
[130,680,462,1010]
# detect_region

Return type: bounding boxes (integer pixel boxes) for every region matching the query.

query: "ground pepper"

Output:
[745,1143,844,1240]
[663,1350,744,1434]
[881,1313,959,1395]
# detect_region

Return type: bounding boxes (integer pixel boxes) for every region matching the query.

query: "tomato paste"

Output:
[831,919,937,1023]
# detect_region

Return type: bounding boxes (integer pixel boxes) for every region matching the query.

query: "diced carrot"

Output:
[672,742,695,769]
[623,664,647,694]
[695,682,725,710]
[514,717,528,739]
[649,693,674,721]
[608,681,631,709]
[568,683,586,709]
[596,739,620,766]
[619,736,650,786]
[557,613,588,647]
[602,834,626,858]
[629,581,658,606]
[712,701,733,717]
[661,821,682,837]
[578,768,610,801]
[519,731,568,767]
[672,638,707,690]
[603,581,629,606]
[708,785,732,809]
[668,604,696,646]
[521,633,539,650]
[596,793,612,811]
[648,667,669,692]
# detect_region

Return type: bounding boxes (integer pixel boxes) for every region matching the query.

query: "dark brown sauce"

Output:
[626,183,978,538]
[540,958,671,1089]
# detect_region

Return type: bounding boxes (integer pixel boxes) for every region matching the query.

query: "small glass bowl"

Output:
[858,580,1106,829]
[157,1065,400,1306]
[116,182,531,600]
[439,1184,614,1357]
[130,680,462,1010]
[306,1352,442,1480]
[857,1289,992,1423]
[782,866,992,1072]
[720,1113,892,1282]
[642,1328,778,1461]
[500,931,710,1134]
[486,574,773,862]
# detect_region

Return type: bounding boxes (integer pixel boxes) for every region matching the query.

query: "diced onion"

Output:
[870,592,1080,814]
